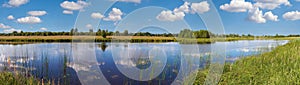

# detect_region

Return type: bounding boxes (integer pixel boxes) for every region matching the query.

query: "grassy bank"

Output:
[0,72,39,85]
[0,36,298,44]
[194,39,300,84]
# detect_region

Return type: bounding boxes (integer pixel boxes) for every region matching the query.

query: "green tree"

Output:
[115,31,120,36]
[178,29,194,38]
[123,30,129,36]
[102,30,107,38]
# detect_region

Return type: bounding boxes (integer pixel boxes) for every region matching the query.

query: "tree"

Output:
[115,31,120,36]
[12,31,18,34]
[102,30,107,38]
[193,30,210,38]
[96,29,102,36]
[178,29,193,38]
[123,30,129,36]
[89,29,93,33]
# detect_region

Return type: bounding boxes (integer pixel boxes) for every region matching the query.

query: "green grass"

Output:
[194,39,300,84]
[0,72,39,85]
[0,71,60,85]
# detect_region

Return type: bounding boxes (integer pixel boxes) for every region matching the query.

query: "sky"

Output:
[0,0,299,35]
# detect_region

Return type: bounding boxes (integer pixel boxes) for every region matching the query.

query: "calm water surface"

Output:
[0,40,289,84]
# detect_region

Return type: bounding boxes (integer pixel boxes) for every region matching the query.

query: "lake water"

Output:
[0,40,289,85]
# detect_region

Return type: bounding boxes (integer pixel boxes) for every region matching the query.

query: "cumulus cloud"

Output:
[283,11,300,21]
[4,28,21,33]
[91,12,104,19]
[112,0,141,3]
[7,15,14,20]
[157,1,210,22]
[40,27,48,31]
[0,23,12,29]
[220,0,253,12]
[2,0,29,7]
[60,1,88,10]
[103,8,123,21]
[174,2,190,13]
[248,8,279,23]
[27,11,47,16]
[191,1,210,14]
[63,10,73,14]
[156,10,185,22]
[17,16,42,24]
[248,8,266,23]
[253,0,291,10]
[60,1,88,14]
[263,11,279,21]
[86,24,92,28]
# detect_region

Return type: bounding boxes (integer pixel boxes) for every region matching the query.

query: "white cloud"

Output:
[220,0,253,12]
[156,1,210,22]
[86,24,92,28]
[7,15,14,20]
[174,2,190,13]
[0,23,12,29]
[4,28,21,33]
[91,12,104,19]
[27,11,47,16]
[191,1,210,14]
[40,27,48,31]
[296,0,300,2]
[63,10,73,14]
[2,0,29,7]
[17,16,42,24]
[248,8,279,23]
[248,8,266,23]
[112,0,141,3]
[60,1,88,11]
[156,10,185,22]
[103,8,123,21]
[283,11,300,21]
[254,0,291,10]
[263,11,279,21]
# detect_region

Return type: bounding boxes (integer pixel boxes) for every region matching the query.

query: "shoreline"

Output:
[194,39,300,84]
[0,36,298,44]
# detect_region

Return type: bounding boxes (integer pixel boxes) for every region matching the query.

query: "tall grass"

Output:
[194,39,300,84]
[0,72,39,85]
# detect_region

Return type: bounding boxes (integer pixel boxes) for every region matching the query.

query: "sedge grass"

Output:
[194,39,300,84]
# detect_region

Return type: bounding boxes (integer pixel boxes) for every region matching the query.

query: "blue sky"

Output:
[0,0,299,35]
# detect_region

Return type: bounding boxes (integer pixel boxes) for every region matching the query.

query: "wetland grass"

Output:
[194,39,300,84]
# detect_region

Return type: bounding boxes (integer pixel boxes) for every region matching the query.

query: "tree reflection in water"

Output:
[98,42,108,52]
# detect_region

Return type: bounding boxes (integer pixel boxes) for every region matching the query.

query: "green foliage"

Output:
[123,30,129,36]
[193,30,211,38]
[178,29,194,38]
[194,40,300,84]
[102,30,107,38]
[0,72,39,85]
[115,31,120,36]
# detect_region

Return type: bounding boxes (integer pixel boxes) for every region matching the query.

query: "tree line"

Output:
[0,29,299,38]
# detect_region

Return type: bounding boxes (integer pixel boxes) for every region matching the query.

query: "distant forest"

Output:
[0,29,299,38]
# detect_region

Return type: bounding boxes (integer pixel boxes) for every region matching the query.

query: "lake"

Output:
[0,40,289,85]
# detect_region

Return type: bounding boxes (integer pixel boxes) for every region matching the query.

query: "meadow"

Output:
[194,39,300,84]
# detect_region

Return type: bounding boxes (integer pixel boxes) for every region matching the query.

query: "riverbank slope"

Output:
[195,39,300,84]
